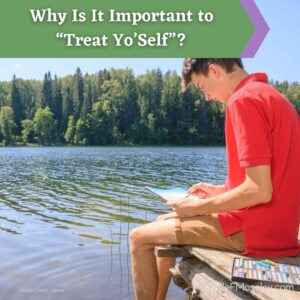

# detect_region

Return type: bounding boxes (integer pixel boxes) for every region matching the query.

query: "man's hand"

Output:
[188,182,226,198]
[179,165,273,215]
[166,195,205,218]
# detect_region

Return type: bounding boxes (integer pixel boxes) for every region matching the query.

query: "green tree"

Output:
[10,75,23,135]
[18,79,38,120]
[0,67,298,146]
[73,68,84,121]
[52,76,63,141]
[41,72,53,110]
[33,107,54,145]
[74,118,89,145]
[64,115,76,144]
[99,79,123,142]
[160,71,182,143]
[61,86,74,133]
[81,79,93,119]
[0,82,10,107]
[91,100,114,145]
[0,106,15,145]
[21,119,34,144]
[137,69,162,121]
[53,76,63,121]
[102,69,139,143]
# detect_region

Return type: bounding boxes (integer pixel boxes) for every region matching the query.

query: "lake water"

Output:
[0,146,227,300]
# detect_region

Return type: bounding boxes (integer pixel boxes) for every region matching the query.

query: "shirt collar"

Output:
[233,73,269,93]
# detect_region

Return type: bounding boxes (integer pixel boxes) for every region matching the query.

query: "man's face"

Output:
[191,65,228,103]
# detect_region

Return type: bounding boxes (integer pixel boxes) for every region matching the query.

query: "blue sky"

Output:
[0,1,299,82]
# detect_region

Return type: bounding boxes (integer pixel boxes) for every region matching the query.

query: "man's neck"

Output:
[226,69,249,100]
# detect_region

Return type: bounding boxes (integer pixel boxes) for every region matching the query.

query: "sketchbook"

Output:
[146,187,188,202]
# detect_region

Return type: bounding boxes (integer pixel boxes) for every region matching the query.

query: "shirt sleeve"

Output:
[228,96,272,167]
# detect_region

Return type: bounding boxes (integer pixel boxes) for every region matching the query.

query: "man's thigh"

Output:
[132,213,244,252]
[174,213,244,252]
[131,218,178,246]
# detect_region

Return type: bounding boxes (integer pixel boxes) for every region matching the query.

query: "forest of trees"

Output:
[0,68,299,146]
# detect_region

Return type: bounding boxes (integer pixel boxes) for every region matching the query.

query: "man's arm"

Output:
[167,165,273,217]
[188,182,226,198]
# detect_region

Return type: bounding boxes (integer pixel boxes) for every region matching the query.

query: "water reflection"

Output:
[0,146,226,300]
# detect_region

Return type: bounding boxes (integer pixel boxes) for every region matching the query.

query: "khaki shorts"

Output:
[174,214,245,252]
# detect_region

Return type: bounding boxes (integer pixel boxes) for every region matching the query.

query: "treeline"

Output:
[0,68,299,146]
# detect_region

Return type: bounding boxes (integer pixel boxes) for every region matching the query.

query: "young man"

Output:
[130,58,300,300]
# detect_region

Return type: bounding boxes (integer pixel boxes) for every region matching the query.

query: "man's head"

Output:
[181,58,245,103]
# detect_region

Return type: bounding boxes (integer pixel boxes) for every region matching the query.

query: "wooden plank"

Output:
[169,267,189,289]
[182,246,300,300]
[186,246,236,280]
[176,258,256,300]
[154,245,192,258]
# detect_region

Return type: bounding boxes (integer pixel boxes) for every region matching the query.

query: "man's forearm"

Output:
[196,180,271,214]
[168,166,273,217]
[215,184,226,195]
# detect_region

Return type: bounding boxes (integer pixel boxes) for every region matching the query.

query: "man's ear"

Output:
[208,64,221,79]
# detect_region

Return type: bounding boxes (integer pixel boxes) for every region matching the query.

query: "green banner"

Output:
[0,0,255,57]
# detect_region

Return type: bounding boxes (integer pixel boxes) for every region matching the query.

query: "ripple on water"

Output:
[0,146,226,300]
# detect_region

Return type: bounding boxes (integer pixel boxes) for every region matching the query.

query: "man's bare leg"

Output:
[156,256,176,300]
[156,212,177,300]
[130,218,177,300]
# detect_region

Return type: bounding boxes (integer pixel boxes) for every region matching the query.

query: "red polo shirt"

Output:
[218,73,300,257]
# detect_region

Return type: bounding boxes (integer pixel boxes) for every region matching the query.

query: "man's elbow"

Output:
[243,182,273,205]
[256,186,273,204]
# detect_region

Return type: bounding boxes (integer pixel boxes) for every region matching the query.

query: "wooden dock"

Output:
[155,233,300,300]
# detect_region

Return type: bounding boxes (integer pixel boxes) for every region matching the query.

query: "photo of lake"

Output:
[0,146,227,300]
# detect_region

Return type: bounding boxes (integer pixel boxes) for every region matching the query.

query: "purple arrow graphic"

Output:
[240,0,270,58]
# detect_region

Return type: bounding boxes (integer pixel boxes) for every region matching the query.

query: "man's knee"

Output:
[130,226,145,250]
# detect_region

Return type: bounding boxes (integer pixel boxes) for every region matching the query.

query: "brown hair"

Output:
[181,58,244,91]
